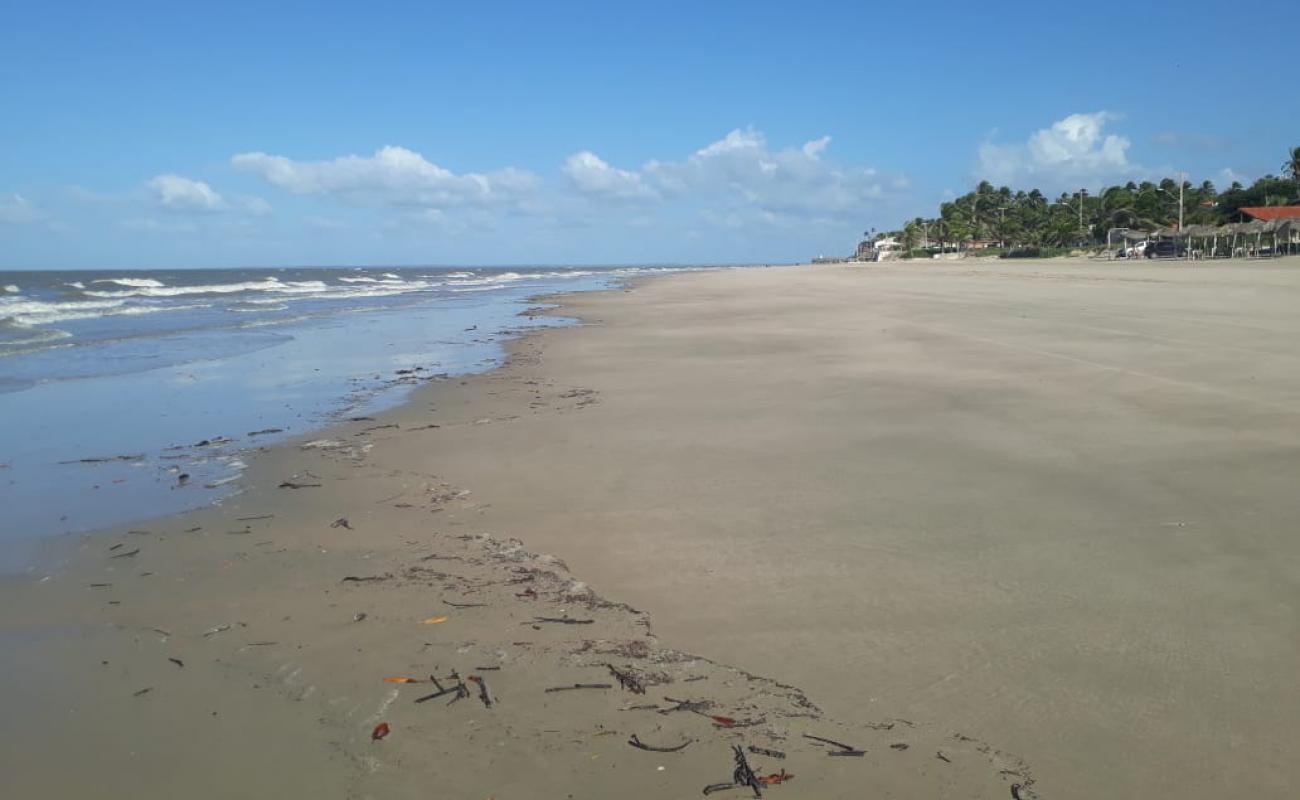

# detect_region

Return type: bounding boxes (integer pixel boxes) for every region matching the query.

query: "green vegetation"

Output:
[886,146,1300,257]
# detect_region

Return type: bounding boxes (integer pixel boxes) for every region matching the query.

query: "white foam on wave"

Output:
[2,284,18,293]
[66,281,86,289]
[84,278,330,298]
[92,277,166,288]
[446,271,526,286]
[0,296,210,327]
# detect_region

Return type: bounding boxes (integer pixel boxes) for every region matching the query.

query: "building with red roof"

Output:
[1241,206,1300,221]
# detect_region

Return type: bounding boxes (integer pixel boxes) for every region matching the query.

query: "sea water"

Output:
[0,265,696,567]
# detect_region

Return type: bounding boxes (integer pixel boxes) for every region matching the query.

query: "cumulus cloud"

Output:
[231,145,540,209]
[977,112,1138,189]
[0,193,43,224]
[148,174,226,212]
[643,128,895,217]
[563,151,659,201]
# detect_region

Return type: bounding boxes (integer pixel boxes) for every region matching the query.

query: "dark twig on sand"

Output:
[627,734,691,752]
[660,696,713,715]
[529,616,594,625]
[703,746,765,797]
[607,663,647,694]
[278,481,322,489]
[802,733,865,757]
[340,574,390,583]
[468,675,494,708]
[748,746,786,760]
[935,750,952,763]
[545,683,613,693]
[133,687,153,697]
[330,517,352,529]
[414,673,470,705]
[168,657,184,668]
[110,548,140,559]
[237,514,275,522]
[443,599,486,608]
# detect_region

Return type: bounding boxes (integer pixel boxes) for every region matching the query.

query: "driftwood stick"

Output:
[747,746,786,760]
[545,683,612,693]
[627,734,691,753]
[530,616,594,625]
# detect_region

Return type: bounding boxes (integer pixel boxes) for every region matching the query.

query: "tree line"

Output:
[884,146,1300,255]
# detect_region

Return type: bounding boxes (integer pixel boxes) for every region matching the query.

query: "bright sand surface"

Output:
[4,258,1299,798]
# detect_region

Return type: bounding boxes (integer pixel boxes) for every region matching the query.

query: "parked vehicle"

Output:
[1145,240,1182,258]
[1116,241,1148,259]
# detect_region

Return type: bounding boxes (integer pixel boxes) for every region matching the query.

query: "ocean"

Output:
[0,265,699,567]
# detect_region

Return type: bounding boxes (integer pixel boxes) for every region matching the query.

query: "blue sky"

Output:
[1,0,1294,269]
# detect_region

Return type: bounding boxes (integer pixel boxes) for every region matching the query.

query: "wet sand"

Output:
[6,258,1300,798]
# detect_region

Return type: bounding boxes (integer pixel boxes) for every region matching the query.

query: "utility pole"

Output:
[1078,188,1086,244]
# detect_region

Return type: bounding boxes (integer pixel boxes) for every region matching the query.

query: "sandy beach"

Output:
[5,258,1300,799]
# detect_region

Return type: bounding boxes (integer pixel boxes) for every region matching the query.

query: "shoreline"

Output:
[13,255,1300,798]
[1,266,1036,799]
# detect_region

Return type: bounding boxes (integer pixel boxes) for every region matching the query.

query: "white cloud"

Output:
[240,196,273,217]
[644,128,897,217]
[148,174,226,212]
[0,193,43,224]
[563,151,659,201]
[977,112,1138,189]
[231,145,540,209]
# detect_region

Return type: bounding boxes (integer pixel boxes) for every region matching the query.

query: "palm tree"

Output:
[1281,146,1300,183]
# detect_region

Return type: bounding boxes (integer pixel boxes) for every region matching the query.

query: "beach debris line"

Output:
[545,683,613,693]
[627,734,691,753]
[802,733,864,757]
[371,722,390,742]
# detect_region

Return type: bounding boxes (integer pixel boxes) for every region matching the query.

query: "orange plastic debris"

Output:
[383,676,420,684]
[709,715,736,727]
[371,722,390,741]
[421,615,450,625]
[758,770,794,786]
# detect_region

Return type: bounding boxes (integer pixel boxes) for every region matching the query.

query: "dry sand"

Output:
[5,258,1300,799]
